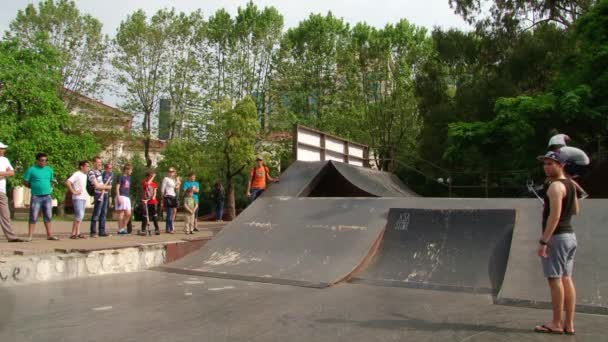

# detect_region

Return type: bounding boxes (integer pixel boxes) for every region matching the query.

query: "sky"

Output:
[0,0,470,108]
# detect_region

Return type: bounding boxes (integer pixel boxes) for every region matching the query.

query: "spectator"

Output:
[212,179,225,222]
[0,142,23,242]
[88,157,112,238]
[246,156,278,201]
[141,170,160,235]
[115,163,133,235]
[182,172,200,231]
[66,160,90,239]
[161,167,180,234]
[183,188,197,235]
[23,152,57,241]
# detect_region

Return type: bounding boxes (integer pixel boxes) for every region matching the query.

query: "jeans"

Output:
[90,193,108,234]
[72,199,86,222]
[29,195,53,224]
[250,188,265,201]
[215,200,224,220]
[165,198,175,232]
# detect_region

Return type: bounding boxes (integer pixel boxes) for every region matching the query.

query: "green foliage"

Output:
[7,0,108,103]
[0,37,99,199]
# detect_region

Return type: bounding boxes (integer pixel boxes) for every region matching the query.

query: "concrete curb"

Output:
[0,238,210,287]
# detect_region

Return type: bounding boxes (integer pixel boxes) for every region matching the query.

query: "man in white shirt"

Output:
[0,142,23,242]
[66,160,91,239]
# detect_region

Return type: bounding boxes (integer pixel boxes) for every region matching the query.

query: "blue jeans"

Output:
[90,193,108,234]
[215,200,224,221]
[72,199,86,222]
[29,195,52,224]
[250,188,265,201]
[164,198,175,232]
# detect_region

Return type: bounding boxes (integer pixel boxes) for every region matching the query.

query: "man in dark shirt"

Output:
[534,151,579,335]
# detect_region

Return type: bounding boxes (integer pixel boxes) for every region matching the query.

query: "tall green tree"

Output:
[0,36,99,206]
[202,97,259,219]
[7,0,108,108]
[113,9,173,167]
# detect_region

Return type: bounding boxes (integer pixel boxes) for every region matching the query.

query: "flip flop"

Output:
[565,330,576,335]
[534,324,564,334]
[70,235,78,239]
[78,234,87,239]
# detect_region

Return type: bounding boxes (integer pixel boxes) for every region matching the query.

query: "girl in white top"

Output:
[161,167,180,233]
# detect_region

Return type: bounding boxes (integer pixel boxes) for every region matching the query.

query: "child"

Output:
[115,164,132,235]
[183,188,197,235]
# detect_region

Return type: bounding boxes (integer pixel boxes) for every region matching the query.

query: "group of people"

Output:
[0,146,281,242]
[534,132,590,336]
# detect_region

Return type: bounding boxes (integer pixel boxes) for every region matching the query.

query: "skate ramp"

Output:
[497,199,608,314]
[262,161,417,198]
[157,197,388,288]
[352,208,515,294]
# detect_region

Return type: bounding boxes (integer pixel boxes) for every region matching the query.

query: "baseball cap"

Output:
[0,142,7,149]
[255,155,263,161]
[537,151,567,164]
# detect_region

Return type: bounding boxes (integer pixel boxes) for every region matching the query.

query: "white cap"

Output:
[548,134,570,147]
[0,142,7,149]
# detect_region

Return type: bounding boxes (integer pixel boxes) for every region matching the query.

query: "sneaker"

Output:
[117,229,128,235]
[90,233,98,238]
[47,236,59,241]
[193,228,200,232]
[138,231,147,236]
[8,238,25,242]
[98,233,110,237]
[155,231,160,235]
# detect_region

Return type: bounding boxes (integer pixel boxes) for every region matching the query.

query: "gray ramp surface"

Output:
[353,208,515,294]
[497,199,608,314]
[331,161,417,197]
[262,161,327,197]
[159,197,388,287]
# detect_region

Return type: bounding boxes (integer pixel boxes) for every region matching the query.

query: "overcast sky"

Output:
[1,0,470,108]
[1,0,469,36]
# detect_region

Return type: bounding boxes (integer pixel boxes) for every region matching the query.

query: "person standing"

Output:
[212,179,225,222]
[115,164,133,235]
[183,188,197,235]
[88,157,112,238]
[66,160,90,239]
[182,172,200,231]
[161,167,180,234]
[23,152,58,241]
[0,142,23,242]
[141,170,160,236]
[534,151,579,335]
[246,156,278,201]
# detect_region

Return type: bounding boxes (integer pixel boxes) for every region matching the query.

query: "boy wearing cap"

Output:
[547,133,590,178]
[246,156,278,201]
[0,142,23,242]
[534,151,579,335]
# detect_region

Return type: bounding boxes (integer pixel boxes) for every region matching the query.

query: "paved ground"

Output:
[1,271,606,342]
[0,220,225,256]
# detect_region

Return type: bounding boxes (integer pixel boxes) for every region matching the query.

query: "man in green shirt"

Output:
[23,152,58,241]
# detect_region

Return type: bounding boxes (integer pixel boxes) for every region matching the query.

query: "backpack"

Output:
[86,171,96,196]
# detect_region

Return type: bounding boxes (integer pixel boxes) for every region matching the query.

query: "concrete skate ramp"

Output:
[352,208,515,294]
[158,197,388,288]
[261,161,327,197]
[497,199,608,314]
[262,161,416,198]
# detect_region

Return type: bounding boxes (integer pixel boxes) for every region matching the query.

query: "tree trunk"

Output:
[226,176,236,220]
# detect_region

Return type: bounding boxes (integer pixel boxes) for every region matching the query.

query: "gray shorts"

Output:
[541,233,577,278]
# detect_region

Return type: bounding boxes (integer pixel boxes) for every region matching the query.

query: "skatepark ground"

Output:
[2,270,607,342]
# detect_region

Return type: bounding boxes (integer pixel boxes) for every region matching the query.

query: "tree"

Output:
[164,10,207,139]
[449,0,597,31]
[7,0,108,108]
[0,36,99,209]
[202,97,259,220]
[113,9,173,167]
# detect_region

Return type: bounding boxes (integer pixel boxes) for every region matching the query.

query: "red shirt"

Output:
[250,166,269,190]
[142,180,158,205]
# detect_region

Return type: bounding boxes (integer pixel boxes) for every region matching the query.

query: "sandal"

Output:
[70,235,79,239]
[534,324,564,334]
[565,330,576,335]
[77,234,87,239]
